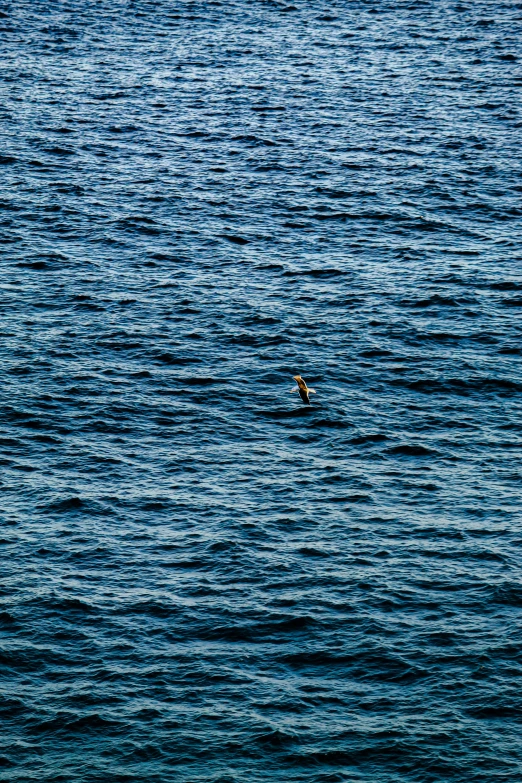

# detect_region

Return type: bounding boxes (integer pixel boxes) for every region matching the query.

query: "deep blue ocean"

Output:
[1,1,521,781]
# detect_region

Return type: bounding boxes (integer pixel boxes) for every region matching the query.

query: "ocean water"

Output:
[1,1,521,781]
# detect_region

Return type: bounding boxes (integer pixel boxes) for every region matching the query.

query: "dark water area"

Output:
[1,1,522,780]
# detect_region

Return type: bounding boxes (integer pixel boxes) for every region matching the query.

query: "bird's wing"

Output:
[290,386,299,392]
[299,388,311,404]
[308,388,316,393]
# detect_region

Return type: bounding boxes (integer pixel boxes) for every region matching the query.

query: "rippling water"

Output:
[1,1,521,781]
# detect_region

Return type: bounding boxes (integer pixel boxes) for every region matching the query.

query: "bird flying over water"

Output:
[291,375,316,405]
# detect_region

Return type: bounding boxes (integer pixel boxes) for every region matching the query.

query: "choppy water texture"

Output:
[1,1,522,781]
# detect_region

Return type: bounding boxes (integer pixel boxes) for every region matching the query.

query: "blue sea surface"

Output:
[1,1,521,781]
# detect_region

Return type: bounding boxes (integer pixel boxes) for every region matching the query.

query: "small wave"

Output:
[42,496,85,513]
[0,610,16,625]
[283,267,346,278]
[327,493,371,503]
[31,712,121,735]
[89,91,128,101]
[251,105,286,112]
[153,352,201,365]
[490,281,522,290]
[359,348,392,358]
[181,376,222,386]
[401,377,522,396]
[298,547,331,557]
[401,294,469,308]
[350,433,388,445]
[258,407,314,419]
[231,134,278,147]
[388,444,436,456]
[255,728,297,747]
[44,146,75,156]
[309,418,350,430]
[490,583,522,607]
[220,234,250,245]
